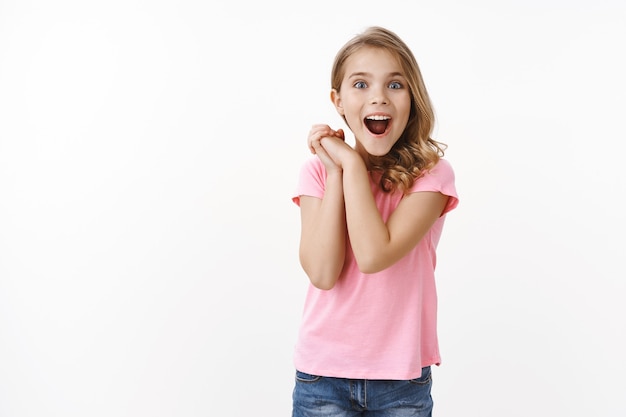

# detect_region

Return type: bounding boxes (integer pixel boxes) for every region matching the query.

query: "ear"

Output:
[330,89,344,116]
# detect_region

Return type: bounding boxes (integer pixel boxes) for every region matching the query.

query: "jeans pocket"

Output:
[408,366,432,385]
[295,370,322,383]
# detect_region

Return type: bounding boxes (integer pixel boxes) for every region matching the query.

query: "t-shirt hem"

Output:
[294,358,441,381]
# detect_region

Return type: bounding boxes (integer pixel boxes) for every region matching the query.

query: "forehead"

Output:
[342,46,403,77]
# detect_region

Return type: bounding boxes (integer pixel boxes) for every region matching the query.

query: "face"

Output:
[331,46,411,159]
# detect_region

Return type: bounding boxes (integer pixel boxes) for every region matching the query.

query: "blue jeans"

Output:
[292,366,433,417]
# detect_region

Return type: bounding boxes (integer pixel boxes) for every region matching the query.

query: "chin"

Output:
[363,145,394,158]
[364,139,398,157]
[356,130,400,157]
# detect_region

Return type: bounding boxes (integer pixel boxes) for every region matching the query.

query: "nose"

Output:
[370,86,388,105]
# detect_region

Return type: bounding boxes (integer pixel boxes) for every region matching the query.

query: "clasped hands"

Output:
[308,124,360,172]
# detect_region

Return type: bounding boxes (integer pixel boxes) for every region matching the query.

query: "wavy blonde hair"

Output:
[331,26,446,193]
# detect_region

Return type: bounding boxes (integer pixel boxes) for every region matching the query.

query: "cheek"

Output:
[345,113,363,131]
[399,102,412,124]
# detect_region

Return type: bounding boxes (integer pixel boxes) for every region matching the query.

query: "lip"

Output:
[364,112,392,119]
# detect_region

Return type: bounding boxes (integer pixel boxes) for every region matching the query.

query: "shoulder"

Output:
[410,158,459,214]
[293,156,326,205]
[298,156,327,185]
[413,159,456,189]
[300,155,325,174]
[426,158,455,181]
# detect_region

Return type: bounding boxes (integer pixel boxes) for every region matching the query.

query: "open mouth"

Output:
[364,115,390,135]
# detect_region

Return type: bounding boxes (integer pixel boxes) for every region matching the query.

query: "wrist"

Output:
[325,167,343,179]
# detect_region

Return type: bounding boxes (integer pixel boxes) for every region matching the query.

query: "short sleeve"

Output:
[409,159,459,216]
[292,157,327,207]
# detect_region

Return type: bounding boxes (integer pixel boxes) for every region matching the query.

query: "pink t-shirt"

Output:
[292,156,459,380]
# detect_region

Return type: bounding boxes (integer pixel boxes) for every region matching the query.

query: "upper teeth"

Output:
[366,115,390,120]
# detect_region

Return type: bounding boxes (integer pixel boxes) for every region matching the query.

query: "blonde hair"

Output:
[331,26,446,193]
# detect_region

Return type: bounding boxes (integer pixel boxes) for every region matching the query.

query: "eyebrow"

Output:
[347,71,405,78]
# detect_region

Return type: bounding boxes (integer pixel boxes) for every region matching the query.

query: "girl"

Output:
[291,26,459,416]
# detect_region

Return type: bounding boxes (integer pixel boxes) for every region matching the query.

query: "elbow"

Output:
[310,277,337,291]
[357,263,383,275]
[300,253,342,290]
[301,263,339,290]
[354,255,387,274]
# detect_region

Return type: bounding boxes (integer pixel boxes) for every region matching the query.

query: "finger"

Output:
[309,124,332,137]
[312,141,336,168]
[308,133,324,154]
[308,125,339,153]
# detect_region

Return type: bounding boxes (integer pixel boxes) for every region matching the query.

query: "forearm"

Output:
[299,171,347,289]
[341,158,392,273]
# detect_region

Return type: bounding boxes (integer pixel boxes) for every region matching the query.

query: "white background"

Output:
[1,0,625,416]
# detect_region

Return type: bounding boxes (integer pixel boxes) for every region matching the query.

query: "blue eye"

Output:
[354,81,367,89]
[389,81,402,89]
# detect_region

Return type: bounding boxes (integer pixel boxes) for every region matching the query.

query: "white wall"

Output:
[1,0,624,416]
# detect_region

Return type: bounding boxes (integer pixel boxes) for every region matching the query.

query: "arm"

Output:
[321,137,449,274]
[298,173,346,290]
[298,126,347,290]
